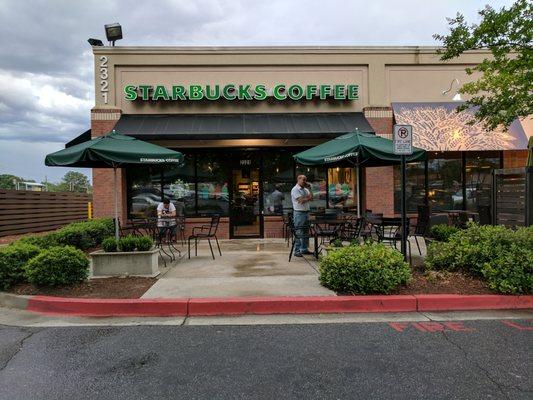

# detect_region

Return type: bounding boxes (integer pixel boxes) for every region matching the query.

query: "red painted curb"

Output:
[188,295,417,316]
[27,296,188,317]
[21,294,533,317]
[415,294,533,311]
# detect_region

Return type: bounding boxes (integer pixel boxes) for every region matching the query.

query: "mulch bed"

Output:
[392,268,494,295]
[0,230,55,246]
[8,277,157,299]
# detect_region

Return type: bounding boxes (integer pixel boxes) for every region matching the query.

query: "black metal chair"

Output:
[375,217,412,264]
[188,215,222,260]
[312,215,341,245]
[288,222,311,262]
[411,205,430,255]
[176,215,186,245]
[340,215,363,242]
[283,211,294,247]
[144,219,175,268]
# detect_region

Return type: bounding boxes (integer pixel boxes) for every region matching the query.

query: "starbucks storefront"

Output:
[87,46,529,238]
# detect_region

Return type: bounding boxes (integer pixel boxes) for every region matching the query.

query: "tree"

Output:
[58,171,91,193]
[434,0,532,129]
[0,174,23,189]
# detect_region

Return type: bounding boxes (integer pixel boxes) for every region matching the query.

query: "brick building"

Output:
[78,46,530,238]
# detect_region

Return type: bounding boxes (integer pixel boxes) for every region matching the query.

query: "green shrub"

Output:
[135,236,154,251]
[330,238,343,248]
[54,218,115,250]
[24,246,89,286]
[429,224,460,242]
[481,243,533,294]
[425,224,533,294]
[56,224,94,250]
[319,242,411,294]
[16,232,60,249]
[102,237,118,252]
[118,235,137,252]
[0,243,41,289]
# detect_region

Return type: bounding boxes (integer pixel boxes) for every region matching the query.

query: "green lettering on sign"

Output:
[205,85,221,100]
[172,86,186,100]
[124,85,137,101]
[223,84,236,100]
[273,84,286,100]
[152,85,169,101]
[189,85,203,100]
[138,85,151,101]
[288,84,304,100]
[253,84,267,100]
[123,83,359,102]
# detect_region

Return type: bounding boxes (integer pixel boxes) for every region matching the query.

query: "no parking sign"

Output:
[393,125,413,155]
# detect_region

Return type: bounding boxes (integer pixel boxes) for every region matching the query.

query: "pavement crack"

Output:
[0,327,41,372]
[438,328,530,398]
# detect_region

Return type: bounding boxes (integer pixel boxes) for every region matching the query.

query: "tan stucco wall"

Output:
[92,46,491,113]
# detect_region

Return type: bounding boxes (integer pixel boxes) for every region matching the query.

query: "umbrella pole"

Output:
[114,166,119,241]
[356,166,361,218]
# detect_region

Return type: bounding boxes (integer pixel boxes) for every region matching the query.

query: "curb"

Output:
[1,292,532,317]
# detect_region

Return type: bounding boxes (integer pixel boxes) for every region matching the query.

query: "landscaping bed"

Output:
[392,268,493,295]
[7,277,157,299]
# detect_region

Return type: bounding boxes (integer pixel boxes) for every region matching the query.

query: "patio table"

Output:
[310,217,346,259]
[441,210,479,227]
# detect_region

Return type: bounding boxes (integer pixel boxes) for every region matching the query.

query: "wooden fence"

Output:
[492,168,532,227]
[0,190,91,237]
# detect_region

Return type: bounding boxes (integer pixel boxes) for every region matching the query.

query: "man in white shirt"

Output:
[291,175,313,257]
[157,198,177,237]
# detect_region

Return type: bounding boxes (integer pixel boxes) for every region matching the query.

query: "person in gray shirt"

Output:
[270,184,285,215]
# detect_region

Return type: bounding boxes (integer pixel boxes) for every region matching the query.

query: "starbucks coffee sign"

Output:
[123,83,359,101]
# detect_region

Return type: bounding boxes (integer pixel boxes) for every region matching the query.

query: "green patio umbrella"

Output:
[293,130,426,216]
[45,131,184,240]
[294,130,426,167]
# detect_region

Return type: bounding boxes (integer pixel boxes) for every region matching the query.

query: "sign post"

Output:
[393,125,413,261]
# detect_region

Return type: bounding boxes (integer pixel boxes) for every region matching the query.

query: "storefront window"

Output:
[127,166,162,218]
[197,153,229,216]
[296,165,326,212]
[465,151,500,219]
[328,167,357,211]
[162,154,196,216]
[427,152,462,212]
[393,162,425,213]
[263,151,294,215]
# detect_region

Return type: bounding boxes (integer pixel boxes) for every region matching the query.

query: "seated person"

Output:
[157,198,177,238]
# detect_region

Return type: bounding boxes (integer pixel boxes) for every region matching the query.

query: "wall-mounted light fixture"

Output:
[442,78,462,101]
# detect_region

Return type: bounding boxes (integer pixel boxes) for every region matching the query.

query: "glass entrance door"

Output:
[230,158,262,238]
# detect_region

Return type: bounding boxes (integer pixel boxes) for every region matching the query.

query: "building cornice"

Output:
[92,45,492,56]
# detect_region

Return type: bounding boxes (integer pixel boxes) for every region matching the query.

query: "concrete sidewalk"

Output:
[142,239,335,298]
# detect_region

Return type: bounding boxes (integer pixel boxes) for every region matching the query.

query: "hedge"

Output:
[426,223,533,294]
[14,218,114,251]
[0,243,41,290]
[24,246,89,287]
[319,242,411,294]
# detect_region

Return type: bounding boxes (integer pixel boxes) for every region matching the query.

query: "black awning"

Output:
[65,129,91,148]
[112,113,374,140]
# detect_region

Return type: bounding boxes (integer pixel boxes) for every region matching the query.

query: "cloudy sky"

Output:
[0,0,514,183]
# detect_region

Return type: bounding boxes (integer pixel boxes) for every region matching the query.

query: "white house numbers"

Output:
[99,56,109,104]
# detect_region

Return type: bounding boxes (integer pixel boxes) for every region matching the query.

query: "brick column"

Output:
[363,107,395,216]
[90,108,125,220]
